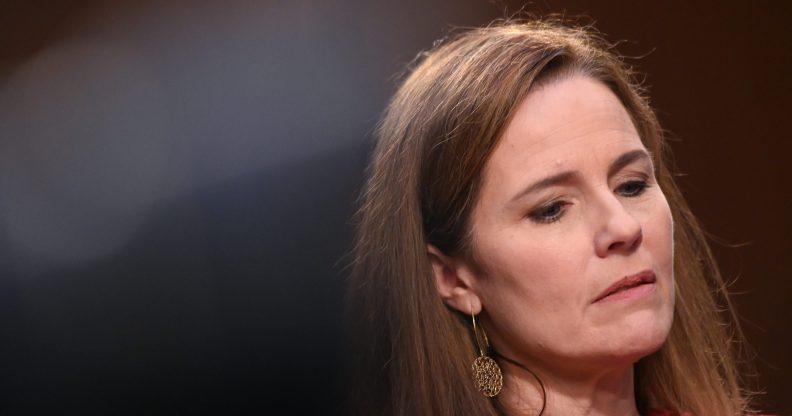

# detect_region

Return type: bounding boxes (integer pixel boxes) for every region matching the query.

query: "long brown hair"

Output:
[346,19,752,415]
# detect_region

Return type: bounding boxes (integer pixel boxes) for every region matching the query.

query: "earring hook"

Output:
[471,309,488,357]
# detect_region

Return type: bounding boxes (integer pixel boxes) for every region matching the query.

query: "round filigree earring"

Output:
[471,311,503,397]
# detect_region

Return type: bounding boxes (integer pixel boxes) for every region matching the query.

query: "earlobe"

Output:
[426,244,481,315]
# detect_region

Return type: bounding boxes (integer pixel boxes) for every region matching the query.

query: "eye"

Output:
[616,180,650,197]
[528,200,569,224]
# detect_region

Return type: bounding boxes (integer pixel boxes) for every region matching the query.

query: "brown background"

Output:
[536,2,792,412]
[1,1,789,413]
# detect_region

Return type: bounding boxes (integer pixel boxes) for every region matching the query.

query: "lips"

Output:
[593,270,656,303]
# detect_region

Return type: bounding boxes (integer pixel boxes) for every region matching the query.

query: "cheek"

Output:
[648,197,674,273]
[476,233,583,305]
[634,187,673,256]
[473,231,590,344]
[642,194,676,311]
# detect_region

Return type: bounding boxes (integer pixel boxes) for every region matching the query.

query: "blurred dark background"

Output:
[1,1,789,414]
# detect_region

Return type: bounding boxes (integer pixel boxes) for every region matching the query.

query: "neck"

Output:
[495,354,639,416]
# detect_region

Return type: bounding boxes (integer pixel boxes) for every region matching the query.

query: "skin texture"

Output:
[429,75,675,415]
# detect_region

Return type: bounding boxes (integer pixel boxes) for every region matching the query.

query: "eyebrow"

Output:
[509,149,653,203]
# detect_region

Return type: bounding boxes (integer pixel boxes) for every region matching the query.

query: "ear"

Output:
[427,244,482,316]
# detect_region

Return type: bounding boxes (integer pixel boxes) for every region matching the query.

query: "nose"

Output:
[594,195,643,258]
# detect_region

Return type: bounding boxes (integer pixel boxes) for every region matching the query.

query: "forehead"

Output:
[485,75,643,184]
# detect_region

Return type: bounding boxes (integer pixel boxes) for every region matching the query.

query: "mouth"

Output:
[593,270,657,303]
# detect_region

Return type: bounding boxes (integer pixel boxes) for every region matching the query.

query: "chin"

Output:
[550,316,673,376]
[613,310,674,363]
[581,303,673,366]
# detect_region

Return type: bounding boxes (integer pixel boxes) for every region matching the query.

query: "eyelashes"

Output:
[528,200,570,224]
[616,179,650,198]
[527,179,651,224]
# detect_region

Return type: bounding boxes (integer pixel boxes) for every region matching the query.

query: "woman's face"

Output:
[465,75,675,377]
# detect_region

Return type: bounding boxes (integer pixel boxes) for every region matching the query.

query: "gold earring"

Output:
[471,311,503,397]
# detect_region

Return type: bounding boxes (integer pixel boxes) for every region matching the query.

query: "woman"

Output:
[346,19,753,415]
